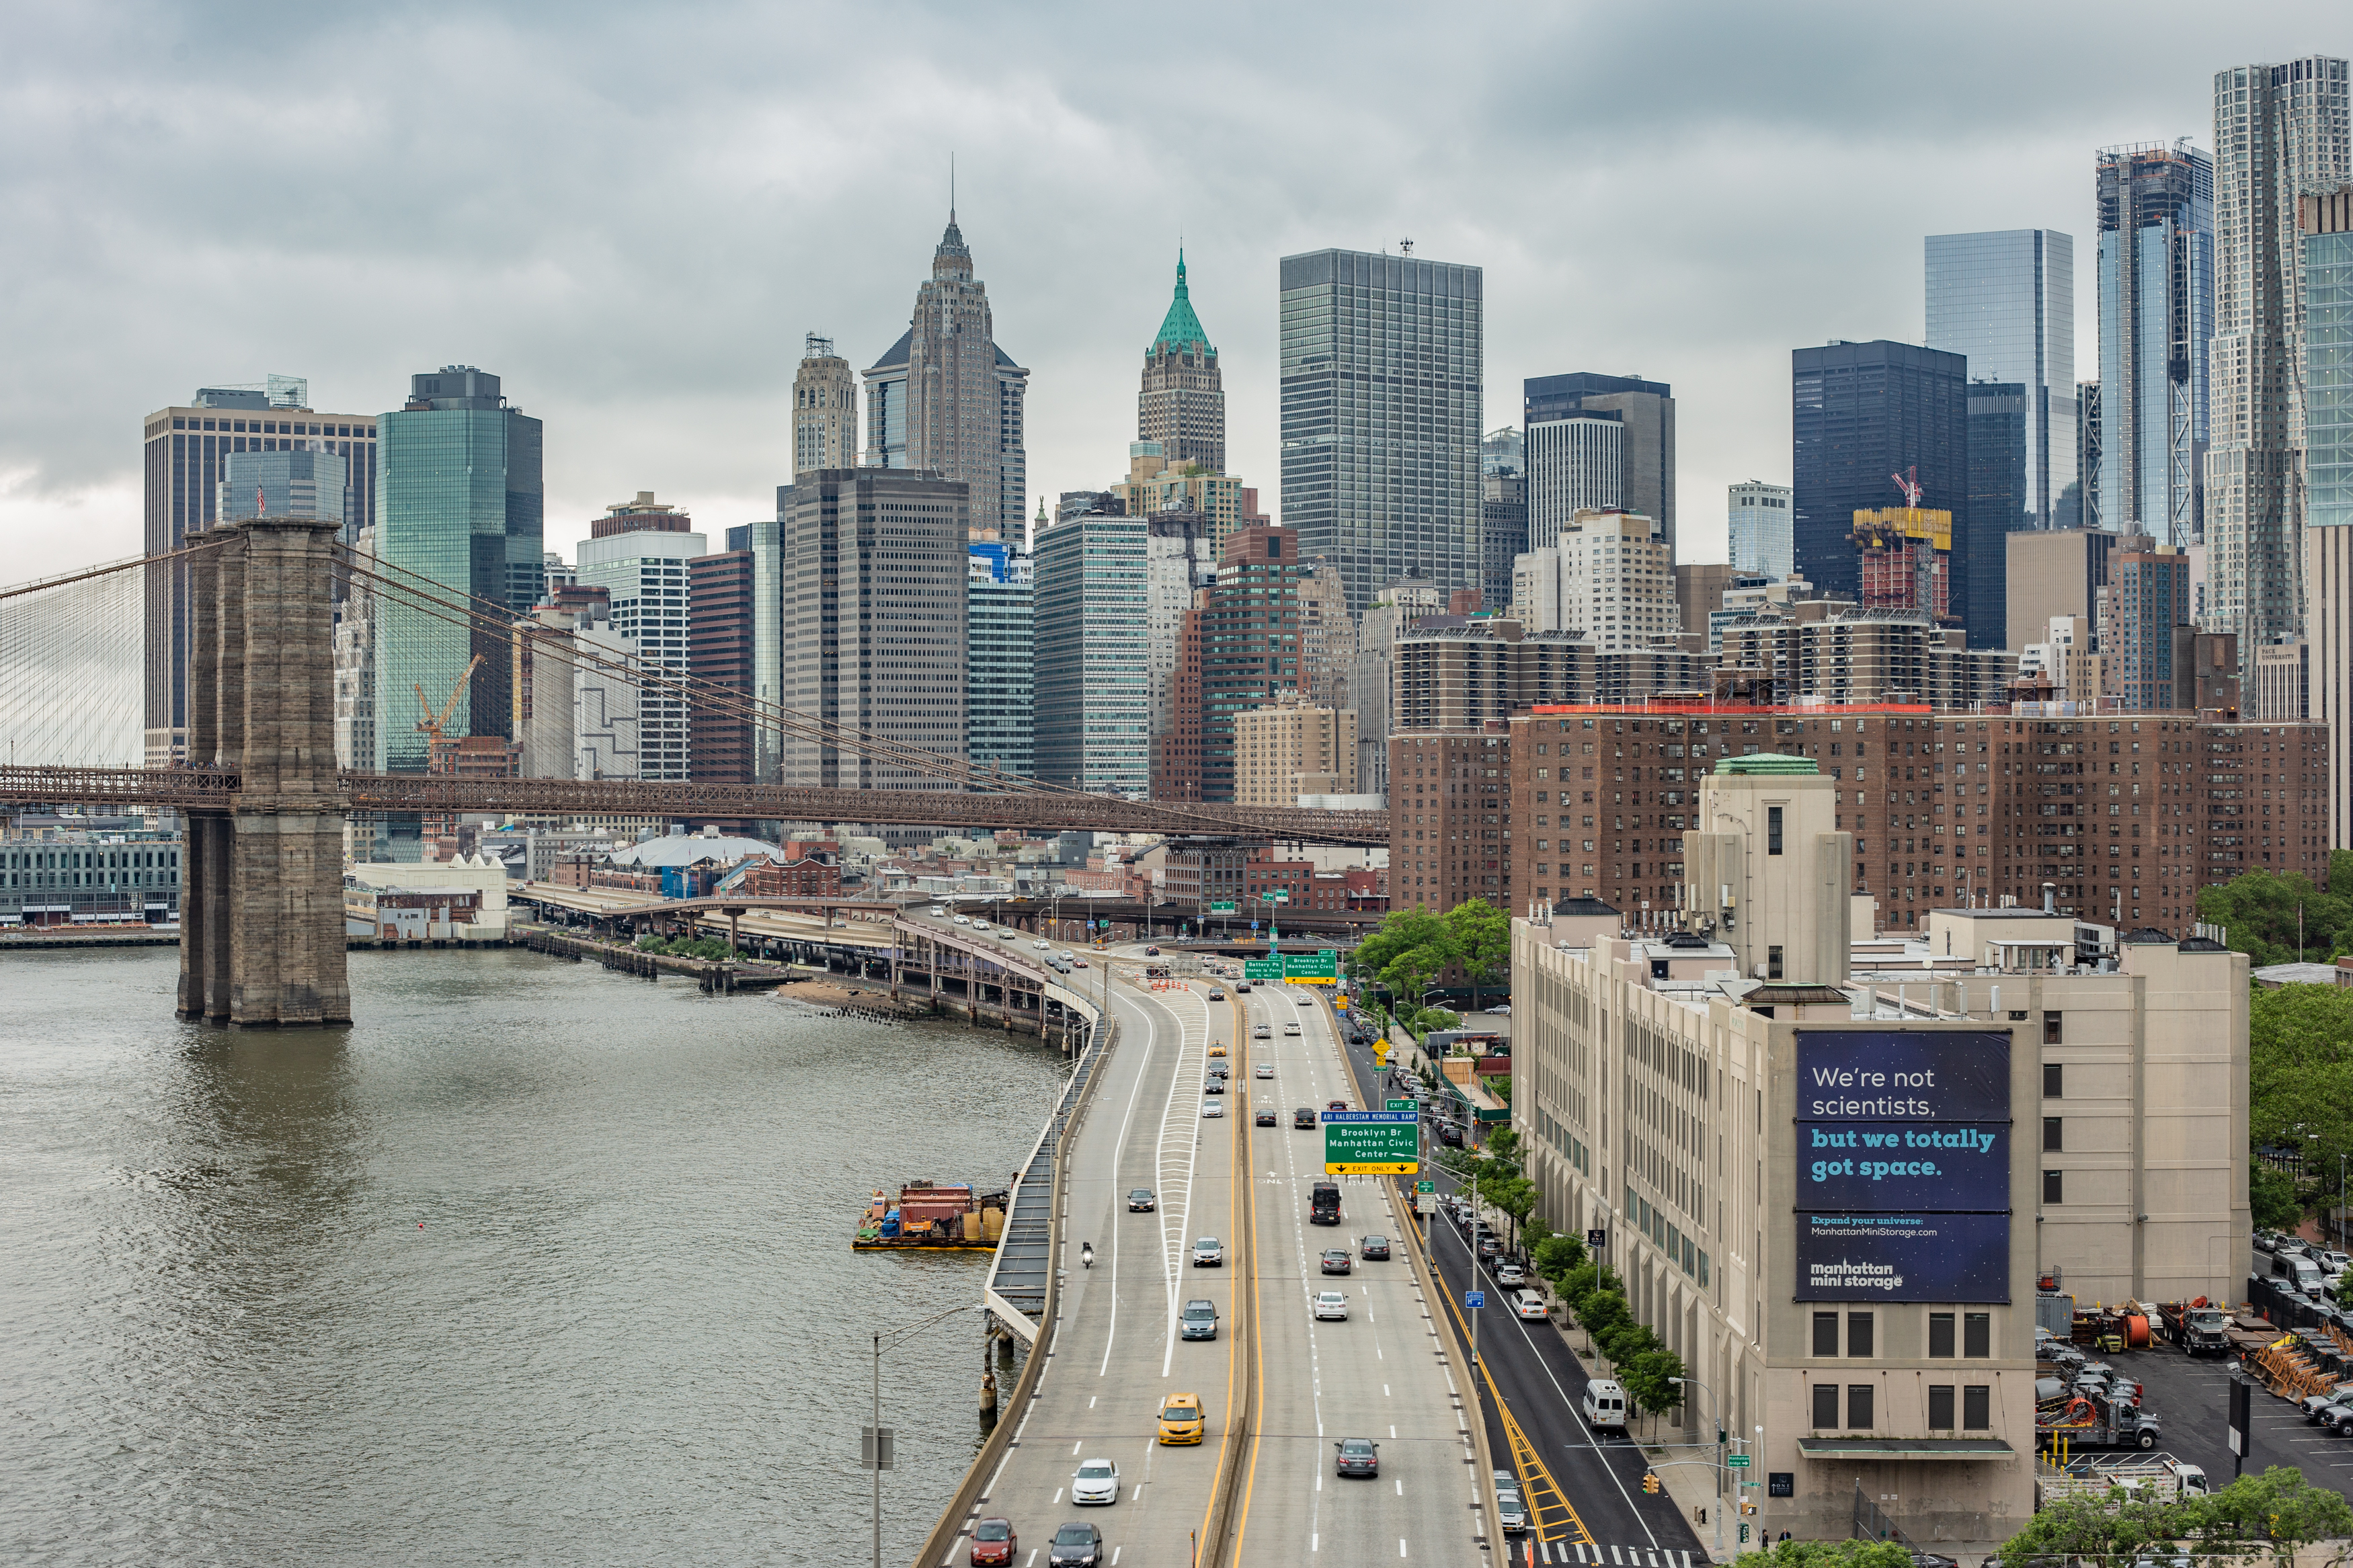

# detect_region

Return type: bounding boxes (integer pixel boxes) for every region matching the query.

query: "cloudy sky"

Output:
[2,1,2344,585]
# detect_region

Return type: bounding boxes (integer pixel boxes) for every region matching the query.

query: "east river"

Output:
[1,946,1070,1565]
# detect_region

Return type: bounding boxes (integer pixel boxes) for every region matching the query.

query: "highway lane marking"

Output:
[1231,993,1276,1560]
[1197,983,1252,1564]
[1154,986,1207,1378]
[1094,989,1162,1380]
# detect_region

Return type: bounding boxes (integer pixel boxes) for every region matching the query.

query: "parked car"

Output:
[1360,1235,1390,1260]
[1128,1188,1156,1212]
[1192,1237,1224,1267]
[1513,1288,1549,1321]
[1493,1262,1526,1287]
[1047,1522,1104,1566]
[1070,1457,1121,1504]
[1314,1290,1350,1321]
[969,1518,1016,1567]
[1334,1438,1380,1478]
[1494,1471,1529,1535]
[2256,1229,2286,1254]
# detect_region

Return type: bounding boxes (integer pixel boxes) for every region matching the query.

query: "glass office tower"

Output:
[372,366,544,771]
[1033,508,1148,795]
[967,542,1036,779]
[1790,340,1969,611]
[2095,141,2214,547]
[1925,229,2077,538]
[1279,249,1482,613]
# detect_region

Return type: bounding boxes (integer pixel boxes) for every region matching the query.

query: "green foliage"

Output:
[1446,897,1512,1009]
[1531,1233,1588,1285]
[2198,852,2353,967]
[1732,1541,1913,1568]
[1993,1464,2353,1568]
[1577,1288,1631,1345]
[1356,907,1457,1014]
[2251,1159,2304,1232]
[2247,981,2353,1214]
[633,934,735,961]
[1620,1346,1687,1417]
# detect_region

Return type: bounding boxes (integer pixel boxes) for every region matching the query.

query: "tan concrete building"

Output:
[791,334,859,477]
[1510,755,2250,1544]
[1714,606,2017,710]
[2004,528,2127,655]
[1388,728,1512,911]
[1233,696,1359,807]
[1675,561,1739,638]
[1512,508,1678,650]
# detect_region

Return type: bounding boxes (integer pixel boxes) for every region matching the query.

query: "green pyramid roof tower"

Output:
[1151,249,1213,357]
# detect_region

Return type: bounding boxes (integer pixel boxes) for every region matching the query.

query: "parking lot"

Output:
[2111,1335,2353,1497]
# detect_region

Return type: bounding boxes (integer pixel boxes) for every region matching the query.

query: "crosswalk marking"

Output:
[1559,1548,1691,1568]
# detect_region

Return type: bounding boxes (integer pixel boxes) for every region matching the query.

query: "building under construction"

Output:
[1851,505,1958,624]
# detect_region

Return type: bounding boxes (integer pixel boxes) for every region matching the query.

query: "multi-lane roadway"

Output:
[936,962,1491,1564]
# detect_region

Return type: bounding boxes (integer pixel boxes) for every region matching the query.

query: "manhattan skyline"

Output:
[3,3,2347,584]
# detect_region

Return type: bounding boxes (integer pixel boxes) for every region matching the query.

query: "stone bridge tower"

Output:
[178,517,352,1025]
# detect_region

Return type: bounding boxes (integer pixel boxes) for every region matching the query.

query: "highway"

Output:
[1337,1029,1710,1568]
[930,948,1488,1565]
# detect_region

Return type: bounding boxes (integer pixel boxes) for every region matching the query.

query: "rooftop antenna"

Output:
[1400,237,1415,255]
[950,152,955,220]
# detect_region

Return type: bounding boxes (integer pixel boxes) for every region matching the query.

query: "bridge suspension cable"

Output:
[335,547,1275,839]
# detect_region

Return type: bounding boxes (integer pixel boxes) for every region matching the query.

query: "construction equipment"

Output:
[2036,1390,2162,1450]
[414,655,485,744]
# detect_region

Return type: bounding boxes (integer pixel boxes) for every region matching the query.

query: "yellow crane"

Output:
[414,655,485,744]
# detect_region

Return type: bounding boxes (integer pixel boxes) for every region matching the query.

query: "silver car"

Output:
[1313,1290,1349,1320]
[1201,1098,1224,1118]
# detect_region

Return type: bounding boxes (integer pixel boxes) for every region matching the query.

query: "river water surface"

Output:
[0,947,1068,1566]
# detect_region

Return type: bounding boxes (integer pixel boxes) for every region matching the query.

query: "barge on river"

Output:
[854,1181,1008,1251]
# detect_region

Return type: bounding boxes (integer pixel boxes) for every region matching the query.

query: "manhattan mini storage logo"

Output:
[1805,1256,1905,1292]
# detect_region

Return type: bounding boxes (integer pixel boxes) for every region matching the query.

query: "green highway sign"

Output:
[1267,889,1289,903]
[1388,1099,1416,1112]
[1415,1180,1436,1194]
[1243,958,1283,980]
[1727,1454,1751,1469]
[1209,901,1237,914]
[1323,1110,1420,1174]
[1283,952,1337,983]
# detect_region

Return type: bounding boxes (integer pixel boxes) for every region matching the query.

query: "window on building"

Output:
[1768,806,1784,855]
[1847,1312,1873,1358]
[2042,1169,2064,1204]
[2043,1012,2063,1045]
[1846,1385,1874,1429]
[1812,1313,1838,1357]
[1927,1385,1956,1430]
[2044,1062,2063,1098]
[1964,1312,1991,1358]
[1768,945,1785,980]
[1963,1385,1991,1429]
[1928,1312,1955,1358]
[2043,1117,2064,1152]
[1810,1383,1839,1428]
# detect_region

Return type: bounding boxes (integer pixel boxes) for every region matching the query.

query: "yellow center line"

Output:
[1231,994,1267,1555]
[1197,988,1246,1551]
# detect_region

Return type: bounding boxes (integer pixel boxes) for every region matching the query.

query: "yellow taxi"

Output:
[1157,1392,1206,1445]
[1207,1044,1227,1058]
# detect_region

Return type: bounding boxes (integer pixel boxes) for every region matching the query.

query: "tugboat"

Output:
[852,1181,1010,1251]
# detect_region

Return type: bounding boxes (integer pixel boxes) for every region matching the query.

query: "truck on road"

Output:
[2036,1391,2163,1450]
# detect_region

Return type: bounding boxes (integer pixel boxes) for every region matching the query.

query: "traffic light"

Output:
[1643,1473,1662,1495]
[1740,1524,1751,1545]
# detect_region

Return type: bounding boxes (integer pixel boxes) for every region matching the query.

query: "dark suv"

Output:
[1294,1106,1316,1128]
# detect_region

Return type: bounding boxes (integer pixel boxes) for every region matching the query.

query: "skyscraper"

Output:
[1279,248,1482,612]
[1140,252,1224,474]
[863,213,1029,536]
[2105,540,2192,711]
[2095,141,2215,547]
[1034,503,1148,796]
[1523,372,1677,553]
[1790,341,1968,610]
[141,380,377,766]
[372,366,542,772]
[1966,382,2029,647]
[577,493,705,784]
[1525,411,1623,539]
[214,447,348,525]
[688,540,754,792]
[2208,56,2350,664]
[967,541,1035,780]
[1727,480,1793,579]
[792,333,858,477]
[1164,526,1308,802]
[2299,185,2353,843]
[1924,230,2077,533]
[775,468,968,792]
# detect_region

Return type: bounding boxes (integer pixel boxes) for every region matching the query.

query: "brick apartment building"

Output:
[1388,726,1513,911]
[1503,702,2326,934]
[733,855,842,898]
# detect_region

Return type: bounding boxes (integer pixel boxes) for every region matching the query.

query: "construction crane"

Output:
[1890,466,1923,507]
[414,655,485,744]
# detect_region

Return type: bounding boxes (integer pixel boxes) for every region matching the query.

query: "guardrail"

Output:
[917,1002,1118,1568]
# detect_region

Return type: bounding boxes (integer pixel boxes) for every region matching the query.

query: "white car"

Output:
[1201,1098,1224,1118]
[928,907,947,917]
[1313,1290,1350,1321]
[1489,1004,1512,1016]
[953,915,969,925]
[1070,1456,1121,1505]
[1034,940,1051,950]
[1513,1289,1548,1321]
[1255,1063,1274,1079]
[1295,995,1314,1007]
[1193,1237,1225,1266]
[1283,1024,1300,1036]
[1493,1262,1526,1287]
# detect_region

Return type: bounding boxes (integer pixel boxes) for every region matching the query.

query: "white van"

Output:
[2275,1252,2327,1294]
[1582,1378,1628,1434]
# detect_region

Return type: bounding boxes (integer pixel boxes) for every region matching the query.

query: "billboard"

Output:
[1794,1030,2011,1304]
[1794,1212,2011,1302]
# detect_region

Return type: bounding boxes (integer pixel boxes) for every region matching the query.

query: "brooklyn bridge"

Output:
[0,518,1388,1026]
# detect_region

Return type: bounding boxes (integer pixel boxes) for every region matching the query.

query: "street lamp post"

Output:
[1669,1374,1724,1563]
[869,1303,984,1568]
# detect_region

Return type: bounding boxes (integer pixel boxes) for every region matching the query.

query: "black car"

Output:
[1334,1437,1380,1478]
[1320,1248,1353,1275]
[1360,1235,1390,1260]
[1437,1122,1465,1147]
[1127,1188,1156,1212]
[1208,989,1226,1000]
[1235,982,1251,993]
[1048,1522,1103,1566]
[1254,1107,1277,1126]
[1144,947,1161,956]
[1203,1077,1224,1094]
[1293,1106,1316,1128]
